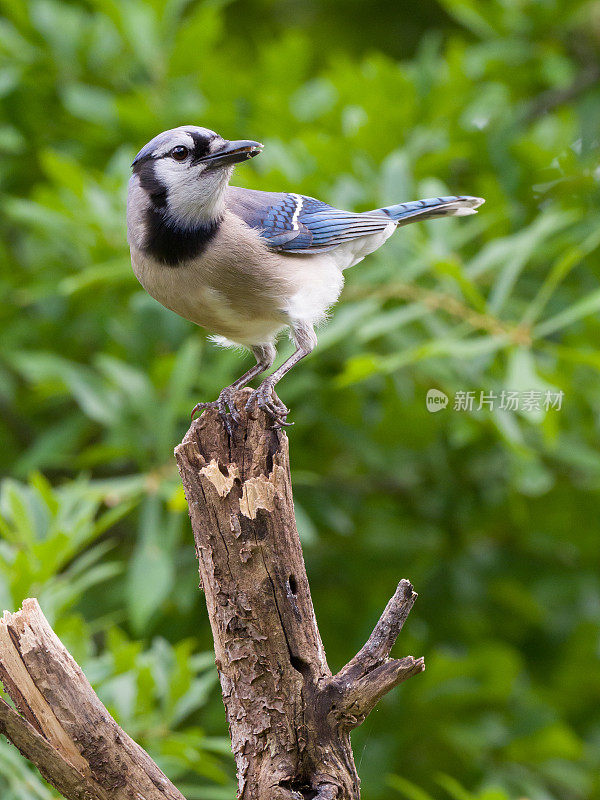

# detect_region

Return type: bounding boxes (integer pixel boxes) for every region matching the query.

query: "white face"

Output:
[132,126,262,228]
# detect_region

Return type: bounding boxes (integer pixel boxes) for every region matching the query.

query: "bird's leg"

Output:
[192,344,276,434]
[245,323,316,428]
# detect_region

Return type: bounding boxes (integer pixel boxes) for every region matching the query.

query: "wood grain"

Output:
[0,599,186,800]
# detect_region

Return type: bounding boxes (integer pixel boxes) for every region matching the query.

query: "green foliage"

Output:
[0,474,234,798]
[1,0,599,798]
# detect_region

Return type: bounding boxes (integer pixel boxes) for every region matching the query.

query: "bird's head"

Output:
[130,126,263,228]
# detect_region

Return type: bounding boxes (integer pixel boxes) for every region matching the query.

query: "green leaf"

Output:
[61,83,118,125]
[388,774,435,800]
[534,288,600,339]
[126,497,175,632]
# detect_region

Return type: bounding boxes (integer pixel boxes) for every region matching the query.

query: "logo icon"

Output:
[426,389,448,413]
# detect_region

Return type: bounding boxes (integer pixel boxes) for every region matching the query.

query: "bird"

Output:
[127,125,484,431]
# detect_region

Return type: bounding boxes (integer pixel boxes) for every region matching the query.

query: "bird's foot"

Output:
[245,383,291,428]
[191,386,241,436]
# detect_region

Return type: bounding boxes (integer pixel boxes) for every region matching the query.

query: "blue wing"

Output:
[226,186,484,253]
[226,186,392,253]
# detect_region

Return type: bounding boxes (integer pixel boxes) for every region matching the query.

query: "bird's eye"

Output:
[170,146,189,161]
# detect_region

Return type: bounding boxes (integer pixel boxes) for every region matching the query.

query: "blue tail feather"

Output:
[377,195,484,225]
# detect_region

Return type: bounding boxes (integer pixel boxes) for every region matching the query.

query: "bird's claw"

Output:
[191,388,241,436]
[191,384,291,432]
[245,384,292,428]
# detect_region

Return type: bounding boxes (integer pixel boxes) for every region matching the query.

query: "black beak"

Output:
[199,139,263,168]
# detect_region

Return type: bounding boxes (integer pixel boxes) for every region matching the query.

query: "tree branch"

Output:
[326,580,424,727]
[0,697,111,800]
[334,657,425,726]
[524,64,600,123]
[0,599,186,800]
[336,579,418,682]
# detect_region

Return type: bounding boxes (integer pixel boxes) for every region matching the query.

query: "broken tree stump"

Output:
[0,387,423,800]
[0,598,186,800]
[175,389,424,800]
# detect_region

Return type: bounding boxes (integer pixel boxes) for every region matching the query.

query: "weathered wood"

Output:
[0,387,423,800]
[0,599,186,800]
[175,388,424,800]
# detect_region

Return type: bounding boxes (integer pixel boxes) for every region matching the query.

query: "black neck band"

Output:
[143,208,220,266]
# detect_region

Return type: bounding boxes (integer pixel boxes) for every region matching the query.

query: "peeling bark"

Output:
[175,389,424,800]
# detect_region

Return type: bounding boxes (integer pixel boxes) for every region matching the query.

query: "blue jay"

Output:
[127,126,484,430]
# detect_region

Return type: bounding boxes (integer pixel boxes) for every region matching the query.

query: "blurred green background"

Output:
[1,0,600,798]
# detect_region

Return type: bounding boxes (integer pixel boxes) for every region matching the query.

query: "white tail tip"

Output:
[449,196,485,216]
